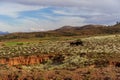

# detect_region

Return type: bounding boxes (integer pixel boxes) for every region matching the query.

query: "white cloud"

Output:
[0,15,86,32]
[1,0,120,9]
[0,22,22,32]
[30,28,45,32]
[1,0,120,18]
[0,22,11,31]
[0,2,45,18]
[53,8,104,16]
[0,0,120,32]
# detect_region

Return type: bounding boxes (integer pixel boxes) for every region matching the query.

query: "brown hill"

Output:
[53,24,106,35]
[0,23,120,40]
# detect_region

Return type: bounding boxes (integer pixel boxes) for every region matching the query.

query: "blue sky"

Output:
[0,0,120,32]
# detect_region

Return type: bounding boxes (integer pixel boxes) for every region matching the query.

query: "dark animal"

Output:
[70,41,83,46]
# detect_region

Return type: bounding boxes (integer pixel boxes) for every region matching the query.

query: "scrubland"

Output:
[0,35,120,80]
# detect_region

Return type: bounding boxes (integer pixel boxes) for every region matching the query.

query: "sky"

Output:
[0,0,120,32]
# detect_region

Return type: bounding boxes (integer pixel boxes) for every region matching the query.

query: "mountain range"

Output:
[0,31,9,35]
[0,23,120,40]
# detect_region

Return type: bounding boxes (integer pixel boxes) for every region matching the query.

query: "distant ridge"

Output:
[0,23,120,40]
[55,24,105,31]
[0,31,9,35]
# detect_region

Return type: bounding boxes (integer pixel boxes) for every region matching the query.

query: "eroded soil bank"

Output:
[0,55,53,66]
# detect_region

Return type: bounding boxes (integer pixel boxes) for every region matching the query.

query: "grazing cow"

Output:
[70,40,83,46]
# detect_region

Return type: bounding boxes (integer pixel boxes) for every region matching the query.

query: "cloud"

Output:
[0,2,45,18]
[0,0,120,32]
[1,0,120,9]
[0,14,86,32]
[1,0,120,17]
[0,0,90,6]
[30,28,45,32]
[1,0,120,19]
[53,8,104,17]
[0,21,23,32]
[0,22,11,31]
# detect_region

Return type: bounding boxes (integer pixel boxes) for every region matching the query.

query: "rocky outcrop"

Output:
[0,55,53,66]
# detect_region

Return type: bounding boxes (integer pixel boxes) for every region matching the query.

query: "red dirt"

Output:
[0,55,53,66]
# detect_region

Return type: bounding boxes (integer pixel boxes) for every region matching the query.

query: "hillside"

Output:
[0,34,120,79]
[0,23,120,40]
[53,24,106,35]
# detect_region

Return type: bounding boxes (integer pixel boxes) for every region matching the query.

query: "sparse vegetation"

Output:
[0,34,119,79]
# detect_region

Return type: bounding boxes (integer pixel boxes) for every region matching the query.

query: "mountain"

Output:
[51,24,107,36]
[55,26,74,31]
[0,31,9,35]
[0,23,120,40]
[54,25,105,31]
